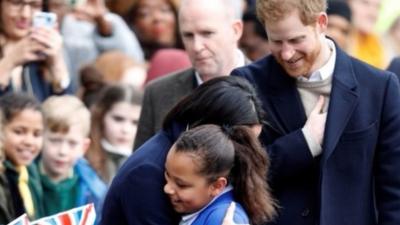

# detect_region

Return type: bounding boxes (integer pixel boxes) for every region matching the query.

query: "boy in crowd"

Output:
[38,96,106,219]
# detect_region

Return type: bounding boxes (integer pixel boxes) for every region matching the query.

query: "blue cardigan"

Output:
[190,190,249,225]
[0,62,74,101]
[75,158,107,222]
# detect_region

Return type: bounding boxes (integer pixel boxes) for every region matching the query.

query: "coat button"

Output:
[301,208,310,217]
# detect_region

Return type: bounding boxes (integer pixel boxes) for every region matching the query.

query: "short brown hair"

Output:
[42,95,91,137]
[256,0,327,25]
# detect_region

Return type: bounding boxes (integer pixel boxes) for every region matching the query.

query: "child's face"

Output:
[164,147,223,214]
[103,102,140,150]
[42,123,90,182]
[3,109,43,166]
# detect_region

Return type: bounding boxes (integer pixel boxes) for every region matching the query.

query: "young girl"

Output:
[0,93,44,219]
[164,124,277,225]
[86,84,142,183]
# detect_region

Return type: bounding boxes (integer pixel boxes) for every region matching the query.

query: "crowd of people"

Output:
[1,0,400,224]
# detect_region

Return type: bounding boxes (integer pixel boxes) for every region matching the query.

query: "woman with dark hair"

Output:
[0,0,73,101]
[85,84,142,184]
[100,76,273,225]
[122,0,183,60]
[163,75,264,130]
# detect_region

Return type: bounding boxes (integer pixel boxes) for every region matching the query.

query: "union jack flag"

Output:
[7,214,29,225]
[30,203,96,225]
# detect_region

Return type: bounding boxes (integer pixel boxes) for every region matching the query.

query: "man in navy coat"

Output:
[232,0,400,224]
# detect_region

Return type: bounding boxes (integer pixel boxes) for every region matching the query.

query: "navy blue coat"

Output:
[0,63,74,101]
[232,46,400,225]
[100,124,183,225]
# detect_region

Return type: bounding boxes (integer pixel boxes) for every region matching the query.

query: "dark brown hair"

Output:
[163,76,264,130]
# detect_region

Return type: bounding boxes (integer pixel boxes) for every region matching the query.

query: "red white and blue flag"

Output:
[7,204,96,225]
[7,214,29,225]
[30,203,96,225]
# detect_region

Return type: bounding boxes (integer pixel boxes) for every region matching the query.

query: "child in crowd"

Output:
[39,95,106,219]
[164,124,277,225]
[86,84,142,183]
[0,93,44,219]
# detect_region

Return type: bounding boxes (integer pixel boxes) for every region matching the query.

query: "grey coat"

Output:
[134,68,196,149]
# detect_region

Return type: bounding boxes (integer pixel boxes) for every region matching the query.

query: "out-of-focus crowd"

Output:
[1,0,400,224]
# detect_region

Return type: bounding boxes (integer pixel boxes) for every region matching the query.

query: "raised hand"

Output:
[72,0,112,36]
[3,35,45,67]
[29,26,69,90]
[73,0,108,22]
[303,95,327,146]
[30,26,63,65]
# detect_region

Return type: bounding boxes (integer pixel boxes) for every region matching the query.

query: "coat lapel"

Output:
[322,48,359,162]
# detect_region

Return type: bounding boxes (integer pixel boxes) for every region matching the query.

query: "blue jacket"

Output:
[100,123,183,225]
[0,62,74,102]
[191,190,248,225]
[232,45,400,225]
[75,158,107,221]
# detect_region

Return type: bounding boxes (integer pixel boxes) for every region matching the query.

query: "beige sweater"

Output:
[297,76,332,117]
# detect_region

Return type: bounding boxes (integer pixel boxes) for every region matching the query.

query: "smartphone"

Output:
[67,0,87,7]
[32,12,57,28]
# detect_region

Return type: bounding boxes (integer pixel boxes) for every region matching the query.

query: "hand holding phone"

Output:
[31,12,61,60]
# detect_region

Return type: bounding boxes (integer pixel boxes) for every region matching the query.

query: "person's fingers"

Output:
[311,95,325,114]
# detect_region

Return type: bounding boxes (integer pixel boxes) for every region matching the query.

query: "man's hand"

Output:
[303,95,327,146]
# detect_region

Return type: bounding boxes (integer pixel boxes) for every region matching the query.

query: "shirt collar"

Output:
[297,38,336,82]
[180,185,234,225]
[195,49,245,85]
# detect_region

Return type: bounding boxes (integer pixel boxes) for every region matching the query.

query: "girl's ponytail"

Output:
[223,125,277,225]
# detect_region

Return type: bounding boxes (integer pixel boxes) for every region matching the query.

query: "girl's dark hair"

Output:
[86,84,143,182]
[174,124,277,225]
[163,76,264,129]
[0,93,42,125]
